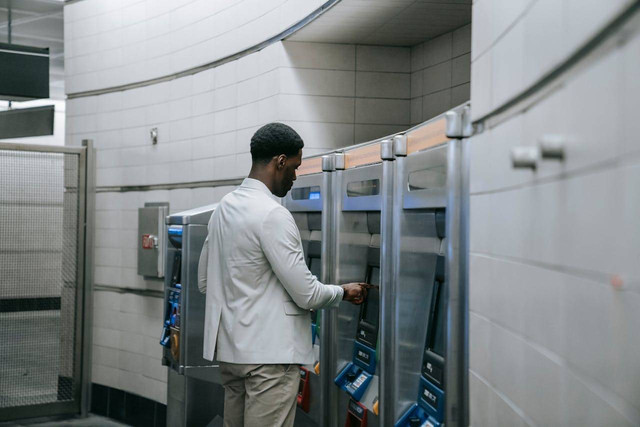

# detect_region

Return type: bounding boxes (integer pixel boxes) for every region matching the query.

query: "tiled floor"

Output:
[7,415,129,427]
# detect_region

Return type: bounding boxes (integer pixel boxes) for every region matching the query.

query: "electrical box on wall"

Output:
[138,202,169,278]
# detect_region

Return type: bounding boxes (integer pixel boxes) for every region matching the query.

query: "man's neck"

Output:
[248,167,274,194]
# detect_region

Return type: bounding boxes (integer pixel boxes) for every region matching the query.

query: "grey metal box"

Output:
[138,202,169,278]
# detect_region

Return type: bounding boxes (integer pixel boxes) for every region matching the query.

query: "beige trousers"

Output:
[219,362,301,427]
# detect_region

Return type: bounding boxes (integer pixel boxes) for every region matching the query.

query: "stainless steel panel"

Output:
[444,139,470,427]
[182,223,215,369]
[320,169,339,427]
[403,145,448,209]
[333,163,383,427]
[285,173,327,427]
[164,206,223,427]
[283,173,323,212]
[389,142,454,424]
[379,157,395,427]
[341,164,383,212]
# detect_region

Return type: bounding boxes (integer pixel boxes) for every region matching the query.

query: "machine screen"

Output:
[291,186,321,200]
[309,256,322,278]
[362,267,380,325]
[429,280,446,357]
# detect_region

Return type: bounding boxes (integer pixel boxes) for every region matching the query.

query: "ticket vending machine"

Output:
[161,204,224,426]
[390,106,471,427]
[330,139,394,427]
[282,155,332,427]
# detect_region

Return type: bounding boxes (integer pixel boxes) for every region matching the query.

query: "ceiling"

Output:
[288,0,471,46]
[0,0,64,100]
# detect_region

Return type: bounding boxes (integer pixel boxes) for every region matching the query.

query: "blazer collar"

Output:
[241,178,274,197]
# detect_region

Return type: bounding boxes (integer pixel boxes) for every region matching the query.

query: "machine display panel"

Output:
[346,179,380,197]
[355,265,380,349]
[428,280,446,357]
[362,266,380,326]
[291,185,321,200]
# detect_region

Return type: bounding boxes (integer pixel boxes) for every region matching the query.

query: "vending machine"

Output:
[160,204,224,426]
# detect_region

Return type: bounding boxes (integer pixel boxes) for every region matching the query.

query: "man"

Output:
[200,122,368,427]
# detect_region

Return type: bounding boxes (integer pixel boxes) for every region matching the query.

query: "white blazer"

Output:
[199,178,343,364]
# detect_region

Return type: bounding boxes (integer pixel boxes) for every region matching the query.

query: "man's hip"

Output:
[219,362,301,427]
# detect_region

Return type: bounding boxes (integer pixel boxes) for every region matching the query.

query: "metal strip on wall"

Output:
[66,0,342,100]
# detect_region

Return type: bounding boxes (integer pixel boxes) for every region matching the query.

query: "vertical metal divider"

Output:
[391,134,407,425]
[80,140,96,417]
[379,139,396,426]
[320,154,339,427]
[444,132,470,426]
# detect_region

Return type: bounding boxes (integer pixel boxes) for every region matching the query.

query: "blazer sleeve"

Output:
[260,206,343,310]
[197,236,208,294]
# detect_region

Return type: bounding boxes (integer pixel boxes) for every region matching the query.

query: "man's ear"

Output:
[276,154,287,170]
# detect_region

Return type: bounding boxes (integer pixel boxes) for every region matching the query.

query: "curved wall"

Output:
[64,0,331,94]
[469,2,640,426]
[65,0,414,404]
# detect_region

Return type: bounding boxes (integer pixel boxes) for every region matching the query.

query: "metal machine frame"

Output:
[164,204,223,427]
[282,160,334,427]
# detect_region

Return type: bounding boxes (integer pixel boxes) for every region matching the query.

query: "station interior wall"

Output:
[469,0,640,425]
[61,0,640,424]
[64,0,473,404]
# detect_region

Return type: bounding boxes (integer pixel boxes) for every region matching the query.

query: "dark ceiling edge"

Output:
[65,0,342,99]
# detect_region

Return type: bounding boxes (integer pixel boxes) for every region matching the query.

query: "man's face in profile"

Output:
[274,149,302,197]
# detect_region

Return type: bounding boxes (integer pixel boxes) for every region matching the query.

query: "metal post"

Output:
[379,139,396,426]
[320,155,339,427]
[444,137,470,427]
[80,139,96,417]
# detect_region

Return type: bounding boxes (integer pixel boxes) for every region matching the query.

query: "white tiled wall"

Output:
[471,0,636,121]
[67,39,411,403]
[67,41,411,188]
[410,24,471,126]
[64,0,329,94]
[469,2,640,426]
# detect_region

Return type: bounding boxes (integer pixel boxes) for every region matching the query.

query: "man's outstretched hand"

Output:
[341,282,371,305]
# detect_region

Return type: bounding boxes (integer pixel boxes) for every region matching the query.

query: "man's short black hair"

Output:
[250,123,304,163]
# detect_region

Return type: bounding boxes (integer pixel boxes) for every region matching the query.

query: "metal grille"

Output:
[0,149,80,408]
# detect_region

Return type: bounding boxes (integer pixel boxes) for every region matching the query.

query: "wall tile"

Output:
[422,89,451,121]
[452,23,472,57]
[280,68,356,97]
[282,41,355,70]
[278,94,355,123]
[356,72,410,99]
[470,47,492,121]
[451,82,470,106]
[522,0,566,89]
[356,45,411,73]
[451,53,471,86]
[423,61,452,95]
[355,98,410,125]
[424,32,452,68]
[492,20,524,108]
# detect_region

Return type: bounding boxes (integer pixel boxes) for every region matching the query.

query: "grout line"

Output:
[469,311,640,426]
[66,0,342,99]
[470,148,640,198]
[468,370,537,427]
[474,1,640,127]
[469,252,640,295]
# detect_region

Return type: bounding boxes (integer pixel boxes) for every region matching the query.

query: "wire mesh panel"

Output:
[0,148,80,413]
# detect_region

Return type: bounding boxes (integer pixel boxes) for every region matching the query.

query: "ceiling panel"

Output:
[288,0,471,46]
